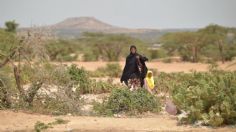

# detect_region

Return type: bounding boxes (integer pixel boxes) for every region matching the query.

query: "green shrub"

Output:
[170,71,236,126]
[154,72,186,94]
[149,49,158,60]
[0,29,18,57]
[154,71,236,126]
[89,80,114,94]
[32,96,80,115]
[83,52,99,61]
[68,64,118,94]
[34,121,52,132]
[106,63,122,77]
[93,88,161,116]
[149,49,167,60]
[68,64,91,94]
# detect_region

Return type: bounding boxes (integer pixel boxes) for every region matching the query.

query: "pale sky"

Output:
[0,0,236,29]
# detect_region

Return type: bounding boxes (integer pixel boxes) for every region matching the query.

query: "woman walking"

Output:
[120,45,148,90]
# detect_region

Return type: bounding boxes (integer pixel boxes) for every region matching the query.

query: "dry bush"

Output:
[0,29,82,115]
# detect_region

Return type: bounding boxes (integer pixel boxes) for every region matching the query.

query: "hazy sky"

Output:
[0,0,236,29]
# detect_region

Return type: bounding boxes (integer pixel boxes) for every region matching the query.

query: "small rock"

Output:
[177,110,188,121]
[165,99,177,115]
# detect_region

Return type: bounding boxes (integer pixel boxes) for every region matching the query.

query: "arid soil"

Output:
[1,110,236,132]
[56,61,236,72]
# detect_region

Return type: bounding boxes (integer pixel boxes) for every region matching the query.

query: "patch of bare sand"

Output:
[0,110,235,131]
[55,61,236,73]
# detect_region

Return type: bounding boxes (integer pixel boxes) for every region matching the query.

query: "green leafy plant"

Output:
[32,96,80,115]
[34,118,69,132]
[68,64,120,94]
[93,88,161,116]
[34,121,52,132]
[68,64,91,94]
[89,80,114,94]
[170,71,236,126]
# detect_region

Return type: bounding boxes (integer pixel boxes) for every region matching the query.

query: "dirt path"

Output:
[0,110,235,132]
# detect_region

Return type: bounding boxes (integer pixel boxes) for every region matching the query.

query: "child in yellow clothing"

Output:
[144,70,155,94]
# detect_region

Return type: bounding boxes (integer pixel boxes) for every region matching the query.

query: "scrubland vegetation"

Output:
[0,21,236,129]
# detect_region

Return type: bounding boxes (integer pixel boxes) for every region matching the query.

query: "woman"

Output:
[120,45,148,89]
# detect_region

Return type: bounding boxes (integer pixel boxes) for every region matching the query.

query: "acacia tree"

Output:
[160,33,183,56]
[161,25,232,63]
[81,32,146,61]
[199,24,228,63]
[95,34,131,61]
[44,39,78,61]
[0,28,50,107]
[5,20,19,33]
[161,32,205,62]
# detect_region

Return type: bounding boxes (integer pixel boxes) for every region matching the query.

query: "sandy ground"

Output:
[56,61,236,72]
[0,110,235,132]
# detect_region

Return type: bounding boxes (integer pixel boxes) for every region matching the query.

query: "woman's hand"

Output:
[136,55,143,68]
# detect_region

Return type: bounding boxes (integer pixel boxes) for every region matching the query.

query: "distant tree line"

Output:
[1,20,236,63]
[160,24,236,63]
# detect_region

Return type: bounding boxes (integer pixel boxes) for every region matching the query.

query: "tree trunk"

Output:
[195,47,198,62]
[26,82,43,106]
[13,65,43,106]
[218,40,225,64]
[13,65,26,100]
[192,46,198,63]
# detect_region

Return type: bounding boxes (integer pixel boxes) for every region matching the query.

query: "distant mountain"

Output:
[19,17,197,42]
[52,17,115,31]
[52,17,161,32]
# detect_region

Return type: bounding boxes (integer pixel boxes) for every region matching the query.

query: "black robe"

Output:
[120,53,148,87]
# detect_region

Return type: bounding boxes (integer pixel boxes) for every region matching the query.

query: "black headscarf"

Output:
[130,45,137,51]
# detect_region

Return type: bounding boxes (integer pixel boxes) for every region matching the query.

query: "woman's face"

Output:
[130,47,136,54]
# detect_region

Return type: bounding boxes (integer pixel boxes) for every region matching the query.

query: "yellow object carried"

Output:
[145,70,155,89]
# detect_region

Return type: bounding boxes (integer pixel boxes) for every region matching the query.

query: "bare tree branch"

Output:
[0,49,17,68]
